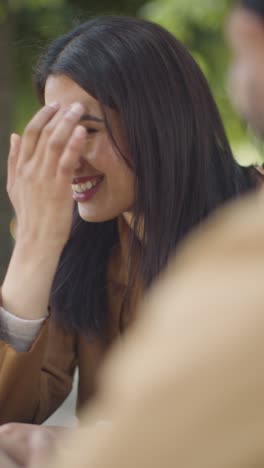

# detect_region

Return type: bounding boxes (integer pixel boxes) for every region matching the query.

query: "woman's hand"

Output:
[2,102,87,319]
[0,423,70,467]
[8,102,86,248]
[0,450,20,468]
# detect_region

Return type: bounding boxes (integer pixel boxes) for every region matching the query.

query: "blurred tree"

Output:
[68,0,145,15]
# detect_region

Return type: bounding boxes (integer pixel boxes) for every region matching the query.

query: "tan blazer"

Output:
[0,217,141,424]
[44,189,264,468]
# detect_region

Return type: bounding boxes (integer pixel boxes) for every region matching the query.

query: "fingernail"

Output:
[10,133,17,150]
[69,102,84,115]
[74,126,86,138]
[0,425,10,433]
[48,101,59,109]
[10,134,15,149]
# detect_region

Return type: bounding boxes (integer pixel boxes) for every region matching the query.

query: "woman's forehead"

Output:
[44,74,100,113]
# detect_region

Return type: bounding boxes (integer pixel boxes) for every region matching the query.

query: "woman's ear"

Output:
[254,164,264,189]
[255,164,264,176]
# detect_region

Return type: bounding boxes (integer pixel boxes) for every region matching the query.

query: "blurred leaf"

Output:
[9,0,64,11]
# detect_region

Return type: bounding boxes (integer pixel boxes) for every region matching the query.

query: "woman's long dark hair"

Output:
[34,15,257,337]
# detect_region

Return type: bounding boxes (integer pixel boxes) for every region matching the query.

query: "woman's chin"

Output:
[77,205,116,223]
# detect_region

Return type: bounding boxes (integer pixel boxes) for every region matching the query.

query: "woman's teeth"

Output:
[71,178,101,193]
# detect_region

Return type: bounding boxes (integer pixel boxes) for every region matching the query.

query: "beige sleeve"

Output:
[46,191,264,468]
[0,307,46,352]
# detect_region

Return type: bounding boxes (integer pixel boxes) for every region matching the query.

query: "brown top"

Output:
[0,216,142,424]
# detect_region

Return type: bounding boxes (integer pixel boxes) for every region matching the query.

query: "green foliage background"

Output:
[141,0,264,163]
[5,0,264,163]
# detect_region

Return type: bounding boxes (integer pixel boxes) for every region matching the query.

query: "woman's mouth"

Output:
[71,175,104,202]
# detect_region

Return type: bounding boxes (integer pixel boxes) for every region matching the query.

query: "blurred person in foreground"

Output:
[2,2,264,467]
[12,183,264,468]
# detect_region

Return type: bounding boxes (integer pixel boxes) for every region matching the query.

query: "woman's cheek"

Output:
[86,136,111,166]
[85,139,98,162]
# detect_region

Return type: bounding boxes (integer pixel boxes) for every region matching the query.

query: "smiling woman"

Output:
[0,15,260,439]
[44,74,134,223]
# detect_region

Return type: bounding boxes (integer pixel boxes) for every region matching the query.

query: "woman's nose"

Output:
[74,155,86,172]
[74,156,95,177]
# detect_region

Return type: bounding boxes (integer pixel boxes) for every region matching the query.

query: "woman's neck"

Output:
[122,212,144,240]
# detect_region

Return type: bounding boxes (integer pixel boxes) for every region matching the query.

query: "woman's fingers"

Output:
[31,107,68,168]
[16,101,85,181]
[56,125,87,186]
[0,450,20,468]
[0,430,29,466]
[7,133,21,194]
[0,423,58,468]
[40,102,85,177]
[28,429,56,468]
[18,102,59,167]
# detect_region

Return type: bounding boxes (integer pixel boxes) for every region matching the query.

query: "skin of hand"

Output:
[1,102,88,319]
[8,102,88,247]
[0,423,71,468]
[0,450,20,468]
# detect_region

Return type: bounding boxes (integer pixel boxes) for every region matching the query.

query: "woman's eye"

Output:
[86,127,98,135]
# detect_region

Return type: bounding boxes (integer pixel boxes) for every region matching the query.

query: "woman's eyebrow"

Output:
[80,114,104,123]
